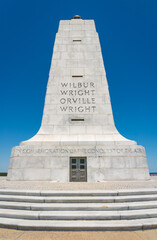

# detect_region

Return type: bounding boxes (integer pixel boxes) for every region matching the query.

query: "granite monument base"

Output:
[8,139,150,181]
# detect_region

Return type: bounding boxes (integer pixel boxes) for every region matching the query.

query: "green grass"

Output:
[0,173,7,176]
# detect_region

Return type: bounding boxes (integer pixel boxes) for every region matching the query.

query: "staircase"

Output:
[0,189,157,230]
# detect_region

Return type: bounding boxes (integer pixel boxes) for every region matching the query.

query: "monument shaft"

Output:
[7,17,150,181]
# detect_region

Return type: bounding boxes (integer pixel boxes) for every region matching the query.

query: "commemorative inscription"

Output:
[14,147,145,156]
[59,81,96,113]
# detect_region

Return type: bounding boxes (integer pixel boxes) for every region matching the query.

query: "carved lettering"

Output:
[15,147,145,156]
[60,90,68,95]
[61,83,68,87]
[60,98,66,104]
[59,81,96,113]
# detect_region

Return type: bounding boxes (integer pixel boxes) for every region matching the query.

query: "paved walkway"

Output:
[0,228,157,240]
[0,176,157,190]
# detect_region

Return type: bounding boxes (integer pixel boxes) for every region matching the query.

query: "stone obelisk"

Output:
[7,16,150,181]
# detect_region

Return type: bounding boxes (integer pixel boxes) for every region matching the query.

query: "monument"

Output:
[7,16,150,181]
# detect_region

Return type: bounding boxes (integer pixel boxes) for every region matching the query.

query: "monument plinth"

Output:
[8,16,150,181]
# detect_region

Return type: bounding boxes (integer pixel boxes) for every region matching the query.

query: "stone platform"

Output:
[0,177,156,190]
[0,187,157,230]
[0,177,157,231]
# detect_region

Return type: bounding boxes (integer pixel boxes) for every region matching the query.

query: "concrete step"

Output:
[1,194,157,203]
[0,217,156,230]
[0,189,157,197]
[1,201,157,211]
[0,189,157,230]
[0,208,157,221]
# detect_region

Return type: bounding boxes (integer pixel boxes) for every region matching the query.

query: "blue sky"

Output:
[0,0,157,172]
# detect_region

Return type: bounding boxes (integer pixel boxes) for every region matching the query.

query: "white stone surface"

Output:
[7,17,150,181]
[1,200,157,211]
[1,189,157,230]
[1,208,157,221]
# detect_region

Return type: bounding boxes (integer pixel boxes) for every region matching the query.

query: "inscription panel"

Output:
[13,146,146,157]
[58,81,96,113]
